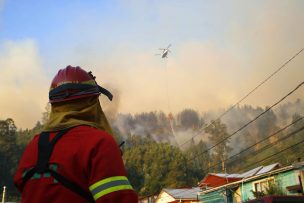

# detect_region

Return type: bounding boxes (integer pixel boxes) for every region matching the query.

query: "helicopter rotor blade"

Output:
[167,44,171,49]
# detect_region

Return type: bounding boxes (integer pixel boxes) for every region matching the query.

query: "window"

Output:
[253,177,275,193]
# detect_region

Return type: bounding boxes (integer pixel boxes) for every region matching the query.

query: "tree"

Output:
[0,118,16,137]
[123,135,193,196]
[205,119,231,172]
[276,113,304,165]
[186,140,210,182]
[0,118,21,200]
[177,109,201,130]
[134,112,158,133]
[255,108,279,144]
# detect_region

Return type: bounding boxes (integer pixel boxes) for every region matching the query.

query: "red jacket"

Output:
[14,125,138,203]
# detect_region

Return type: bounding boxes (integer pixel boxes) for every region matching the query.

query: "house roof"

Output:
[256,163,280,175]
[210,173,241,178]
[198,173,242,188]
[163,187,200,199]
[199,162,301,194]
[236,163,280,178]
[236,166,263,178]
[199,163,281,190]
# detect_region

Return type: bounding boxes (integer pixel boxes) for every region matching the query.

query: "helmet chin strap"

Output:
[98,86,113,101]
[88,71,113,101]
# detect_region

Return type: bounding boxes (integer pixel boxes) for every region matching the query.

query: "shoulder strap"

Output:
[36,130,67,173]
[48,169,95,203]
[22,129,95,203]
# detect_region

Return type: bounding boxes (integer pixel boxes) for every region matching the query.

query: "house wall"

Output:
[198,189,226,203]
[276,170,299,195]
[155,192,175,203]
[233,187,242,203]
[241,169,299,202]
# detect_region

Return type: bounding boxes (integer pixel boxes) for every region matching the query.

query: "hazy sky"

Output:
[0,0,303,129]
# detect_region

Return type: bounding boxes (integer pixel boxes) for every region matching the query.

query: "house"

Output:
[155,187,200,203]
[240,162,304,202]
[197,164,280,203]
[197,162,304,203]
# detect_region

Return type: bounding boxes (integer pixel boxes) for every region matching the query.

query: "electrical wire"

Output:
[150,123,304,202]
[186,81,304,162]
[245,126,303,158]
[156,137,304,202]
[207,124,304,172]
[161,57,304,199]
[151,107,304,202]
[156,134,304,201]
[142,48,304,201]
[240,136,304,173]
[179,48,304,147]
[195,115,304,171]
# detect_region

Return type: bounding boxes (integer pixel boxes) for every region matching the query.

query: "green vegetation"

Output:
[251,182,285,199]
[123,135,209,196]
[265,182,285,196]
[205,119,231,172]
[1,99,304,200]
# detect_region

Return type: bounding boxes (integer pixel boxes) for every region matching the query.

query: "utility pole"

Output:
[222,158,225,172]
[2,186,6,203]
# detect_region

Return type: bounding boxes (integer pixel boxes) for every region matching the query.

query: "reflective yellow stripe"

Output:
[89,176,128,190]
[93,184,133,200]
[89,176,133,200]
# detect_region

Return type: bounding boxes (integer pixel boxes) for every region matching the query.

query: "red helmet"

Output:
[49,65,113,103]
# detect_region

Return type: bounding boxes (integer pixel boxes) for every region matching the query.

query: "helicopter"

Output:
[155,44,171,58]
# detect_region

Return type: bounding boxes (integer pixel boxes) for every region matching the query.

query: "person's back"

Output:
[14,66,138,203]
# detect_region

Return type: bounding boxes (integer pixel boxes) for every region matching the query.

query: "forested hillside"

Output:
[1,99,303,199]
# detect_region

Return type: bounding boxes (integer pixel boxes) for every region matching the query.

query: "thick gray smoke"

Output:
[110,98,304,154]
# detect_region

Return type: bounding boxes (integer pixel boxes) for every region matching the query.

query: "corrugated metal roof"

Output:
[210,173,241,178]
[210,173,227,178]
[226,173,242,178]
[237,166,263,178]
[256,163,279,175]
[236,163,280,178]
[163,187,200,199]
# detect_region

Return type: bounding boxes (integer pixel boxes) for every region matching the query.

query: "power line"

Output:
[216,124,304,172]
[141,49,304,201]
[156,135,304,202]
[196,115,304,171]
[199,135,304,197]
[160,82,304,200]
[246,126,303,158]
[179,48,304,147]
[198,137,304,194]
[240,136,304,172]
[198,128,302,194]
[154,81,304,201]
[187,81,304,161]
[150,81,304,202]
[150,114,304,201]
[159,82,304,200]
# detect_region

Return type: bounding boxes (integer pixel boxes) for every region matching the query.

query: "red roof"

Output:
[198,173,242,188]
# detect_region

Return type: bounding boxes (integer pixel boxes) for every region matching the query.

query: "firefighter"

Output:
[14,66,138,203]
